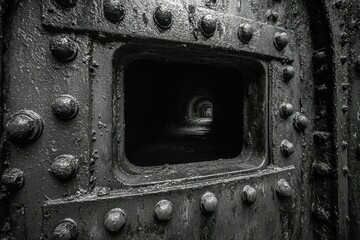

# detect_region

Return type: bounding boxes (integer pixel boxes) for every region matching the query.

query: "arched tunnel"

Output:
[125,58,247,166]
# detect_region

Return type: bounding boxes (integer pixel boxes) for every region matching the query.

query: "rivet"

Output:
[49,155,78,181]
[342,141,348,150]
[340,56,347,64]
[200,191,218,214]
[242,185,257,204]
[280,140,294,157]
[266,10,279,22]
[293,112,309,132]
[51,218,78,240]
[49,36,78,62]
[280,102,294,119]
[103,0,125,23]
[104,208,126,233]
[312,161,331,176]
[199,15,217,37]
[276,179,292,199]
[154,200,173,221]
[51,95,79,120]
[153,6,173,30]
[1,168,24,191]
[274,32,289,50]
[5,110,43,144]
[238,23,253,43]
[342,105,348,113]
[283,66,295,82]
[313,50,327,66]
[55,0,77,8]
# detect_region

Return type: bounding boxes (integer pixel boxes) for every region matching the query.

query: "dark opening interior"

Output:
[125,59,245,166]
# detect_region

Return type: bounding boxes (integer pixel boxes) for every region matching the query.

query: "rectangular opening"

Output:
[113,45,268,182]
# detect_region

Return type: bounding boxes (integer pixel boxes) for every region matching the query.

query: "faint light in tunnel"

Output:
[124,58,246,166]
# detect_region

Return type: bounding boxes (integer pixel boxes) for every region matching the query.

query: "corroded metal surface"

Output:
[0,0,359,239]
[42,167,298,239]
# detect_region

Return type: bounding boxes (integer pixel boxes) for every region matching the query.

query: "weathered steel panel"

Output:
[1,0,358,239]
[43,167,298,240]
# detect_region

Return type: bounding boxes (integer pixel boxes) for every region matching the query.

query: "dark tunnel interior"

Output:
[125,58,246,167]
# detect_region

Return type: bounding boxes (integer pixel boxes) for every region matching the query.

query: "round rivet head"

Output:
[280,140,295,157]
[199,15,217,37]
[276,179,292,199]
[280,102,294,119]
[200,191,218,214]
[103,0,125,23]
[49,36,78,62]
[49,155,78,181]
[55,0,77,8]
[154,200,173,221]
[154,6,173,30]
[51,218,78,240]
[274,32,289,50]
[293,112,309,132]
[5,110,43,144]
[283,66,295,82]
[1,168,24,191]
[238,23,254,43]
[51,95,79,120]
[242,185,257,204]
[104,208,126,233]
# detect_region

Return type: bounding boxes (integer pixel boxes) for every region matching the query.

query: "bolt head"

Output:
[154,200,173,221]
[1,168,24,191]
[280,140,295,157]
[283,66,295,82]
[312,161,331,176]
[5,110,43,144]
[293,112,309,132]
[49,155,78,181]
[276,179,292,199]
[199,15,217,37]
[238,23,254,43]
[55,0,77,8]
[200,191,218,214]
[103,0,125,23]
[242,185,257,204]
[280,102,294,119]
[274,32,289,50]
[52,95,79,120]
[154,6,173,30]
[51,219,78,240]
[266,10,279,22]
[104,208,126,233]
[49,36,78,62]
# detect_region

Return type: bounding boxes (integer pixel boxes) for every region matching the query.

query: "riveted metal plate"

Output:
[269,59,303,169]
[42,166,299,240]
[41,0,294,61]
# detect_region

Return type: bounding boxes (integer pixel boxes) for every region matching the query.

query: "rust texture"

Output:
[0,0,359,239]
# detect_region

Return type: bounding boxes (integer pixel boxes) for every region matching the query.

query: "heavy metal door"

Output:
[0,0,359,239]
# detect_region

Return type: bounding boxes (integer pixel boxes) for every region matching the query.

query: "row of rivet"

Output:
[5,94,79,145]
[52,0,289,50]
[50,180,292,239]
[279,102,309,157]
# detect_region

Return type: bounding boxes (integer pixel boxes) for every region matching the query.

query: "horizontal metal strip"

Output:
[41,0,294,60]
[43,166,297,239]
